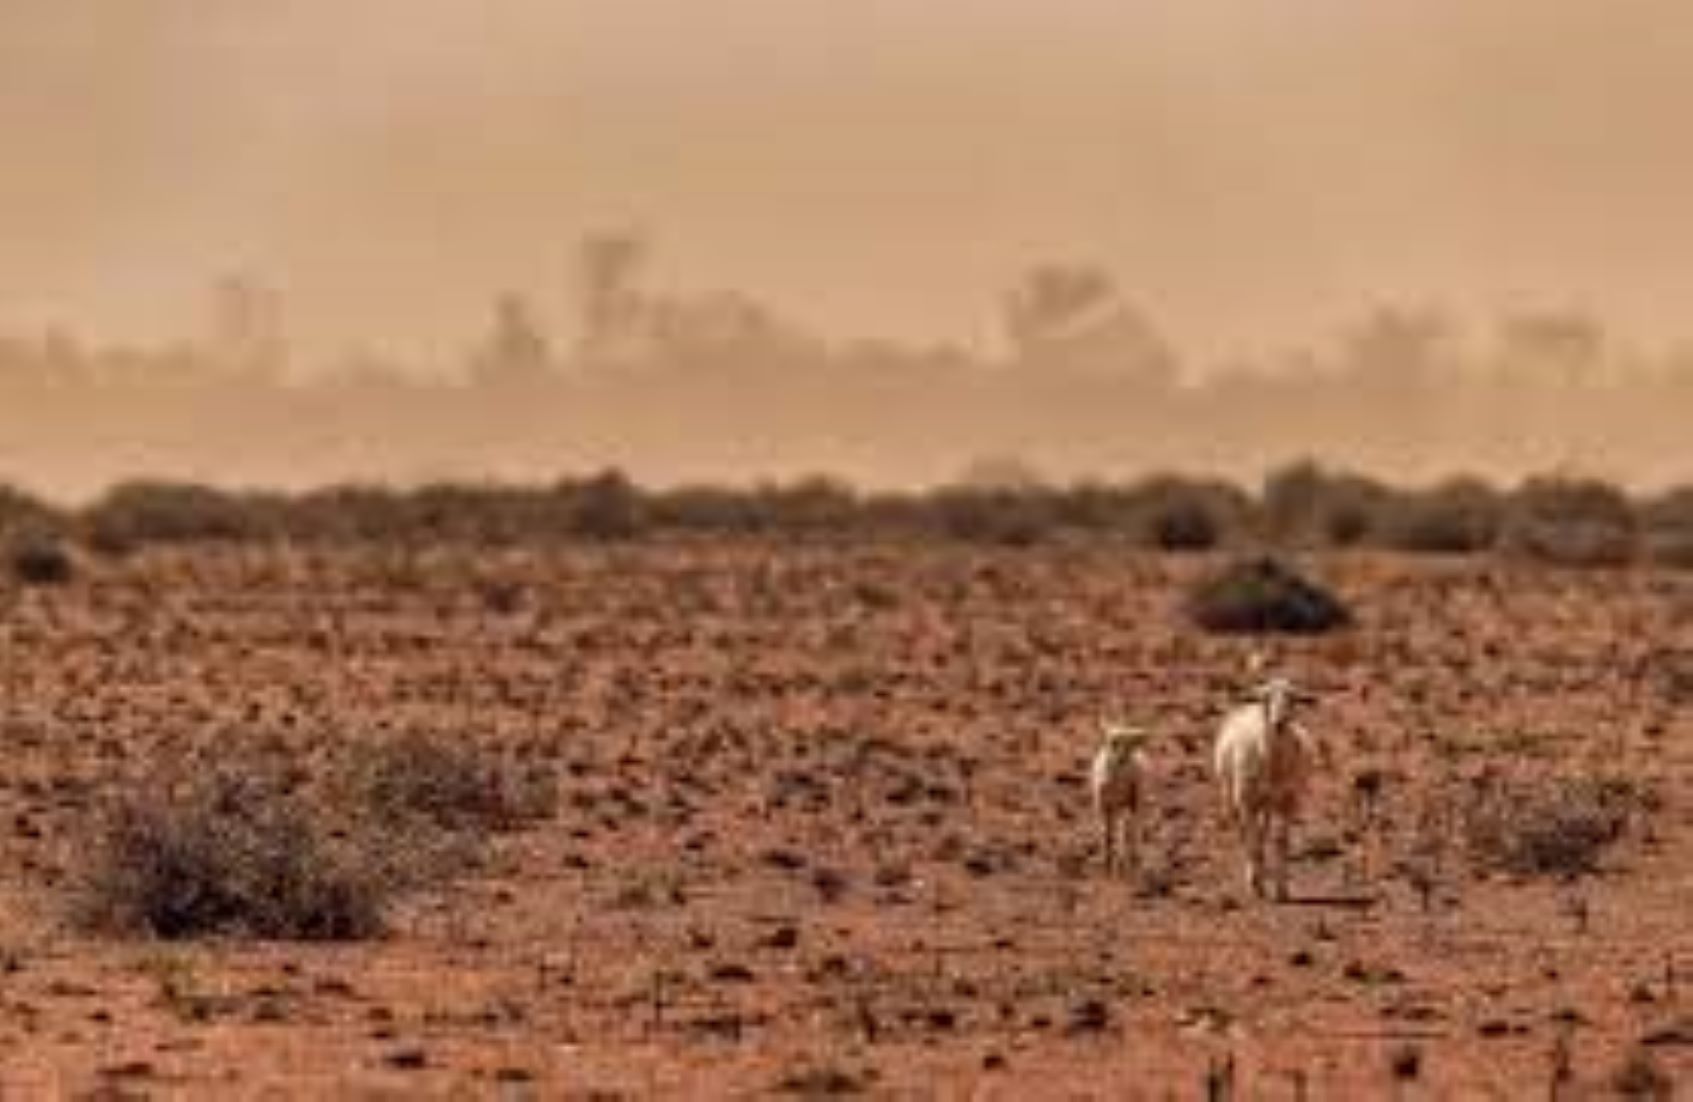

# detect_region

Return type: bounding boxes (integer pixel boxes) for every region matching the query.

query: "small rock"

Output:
[1067,999,1111,1034]
[384,1045,428,1069]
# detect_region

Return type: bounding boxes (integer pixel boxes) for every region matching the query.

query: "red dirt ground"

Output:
[0,543,1686,1097]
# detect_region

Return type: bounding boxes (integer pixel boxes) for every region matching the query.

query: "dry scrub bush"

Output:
[649,484,775,534]
[1610,1045,1674,1100]
[1125,476,1250,550]
[774,1061,874,1096]
[1464,773,1643,879]
[85,480,277,552]
[1262,461,1390,548]
[1187,555,1353,635]
[80,752,393,940]
[44,468,1693,555]
[930,486,1057,546]
[80,732,558,941]
[1376,477,1503,554]
[288,485,411,542]
[7,529,74,586]
[565,469,647,540]
[753,476,862,535]
[0,484,59,533]
[1502,476,1639,567]
[1640,487,1693,570]
[345,730,558,834]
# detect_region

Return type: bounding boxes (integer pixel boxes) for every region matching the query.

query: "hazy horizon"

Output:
[7,2,1693,369]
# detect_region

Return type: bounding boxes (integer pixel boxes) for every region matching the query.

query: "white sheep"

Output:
[1091,722,1151,877]
[1213,677,1324,900]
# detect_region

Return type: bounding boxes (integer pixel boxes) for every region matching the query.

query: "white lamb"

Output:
[1091,722,1151,877]
[1213,677,1324,900]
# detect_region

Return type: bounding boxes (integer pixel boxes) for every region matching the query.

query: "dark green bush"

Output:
[1187,555,1353,634]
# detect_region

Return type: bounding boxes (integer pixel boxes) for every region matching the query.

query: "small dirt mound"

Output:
[1186,555,1353,634]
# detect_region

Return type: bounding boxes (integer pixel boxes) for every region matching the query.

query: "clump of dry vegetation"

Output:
[84,480,278,553]
[8,528,75,586]
[1609,1045,1675,1100]
[79,750,393,940]
[1639,487,1693,570]
[929,485,1058,547]
[1262,461,1391,547]
[1463,773,1643,879]
[566,469,648,540]
[774,1060,875,1096]
[1124,475,1250,550]
[345,730,558,834]
[0,485,72,584]
[0,483,60,533]
[17,464,1685,564]
[1377,477,1503,554]
[1502,476,1639,567]
[79,732,558,941]
[1187,555,1353,634]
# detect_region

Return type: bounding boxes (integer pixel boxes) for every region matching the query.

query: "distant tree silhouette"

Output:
[471,293,552,386]
[1342,306,1452,383]
[574,230,649,364]
[1003,264,1113,353]
[39,326,89,389]
[208,274,287,380]
[1001,262,1176,385]
[1496,310,1605,388]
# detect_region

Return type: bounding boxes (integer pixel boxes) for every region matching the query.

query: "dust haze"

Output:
[5,2,1693,498]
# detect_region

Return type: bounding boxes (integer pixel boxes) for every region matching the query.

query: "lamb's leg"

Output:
[1099,805,1117,875]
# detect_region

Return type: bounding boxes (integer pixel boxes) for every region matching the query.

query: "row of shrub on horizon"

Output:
[1,461,1690,570]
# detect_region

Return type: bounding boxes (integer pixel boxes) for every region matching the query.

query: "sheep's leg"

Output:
[1242,812,1267,898]
[1222,783,1258,896]
[1122,811,1138,883]
[1099,806,1117,875]
[1272,816,1293,902]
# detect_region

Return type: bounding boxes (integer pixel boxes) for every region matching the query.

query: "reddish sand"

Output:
[0,543,1685,1097]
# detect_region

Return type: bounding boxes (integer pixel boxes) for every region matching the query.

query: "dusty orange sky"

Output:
[4,1,1693,369]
